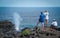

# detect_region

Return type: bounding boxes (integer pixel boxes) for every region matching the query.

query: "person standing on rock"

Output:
[44,10,49,27]
[36,12,45,29]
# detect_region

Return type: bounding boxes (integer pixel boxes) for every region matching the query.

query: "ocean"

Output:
[0,7,60,28]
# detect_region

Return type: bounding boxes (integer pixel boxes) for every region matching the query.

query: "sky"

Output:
[0,0,60,7]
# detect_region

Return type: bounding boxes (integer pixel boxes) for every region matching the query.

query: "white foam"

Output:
[13,12,23,31]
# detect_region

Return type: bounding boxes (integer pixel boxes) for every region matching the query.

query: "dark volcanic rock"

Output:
[0,20,60,38]
[58,36,60,38]
[0,20,14,29]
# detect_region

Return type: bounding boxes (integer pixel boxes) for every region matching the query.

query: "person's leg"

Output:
[45,19,48,27]
[46,19,48,26]
[36,21,40,27]
[42,22,44,29]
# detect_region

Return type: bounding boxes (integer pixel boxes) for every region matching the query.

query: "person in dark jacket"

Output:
[36,12,45,29]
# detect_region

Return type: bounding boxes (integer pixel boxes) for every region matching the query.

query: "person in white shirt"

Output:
[44,10,49,27]
[50,19,58,29]
[51,19,58,27]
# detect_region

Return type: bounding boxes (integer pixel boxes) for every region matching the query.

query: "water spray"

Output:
[13,12,22,31]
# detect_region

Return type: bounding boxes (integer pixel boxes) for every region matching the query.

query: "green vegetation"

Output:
[21,29,30,36]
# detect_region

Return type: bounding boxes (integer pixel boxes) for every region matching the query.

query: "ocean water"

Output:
[0,7,60,28]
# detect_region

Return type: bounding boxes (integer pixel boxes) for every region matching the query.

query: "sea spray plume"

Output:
[13,12,23,31]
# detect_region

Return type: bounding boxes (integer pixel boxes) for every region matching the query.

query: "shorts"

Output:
[39,19,44,23]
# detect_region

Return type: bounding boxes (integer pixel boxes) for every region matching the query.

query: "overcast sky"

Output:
[0,0,60,7]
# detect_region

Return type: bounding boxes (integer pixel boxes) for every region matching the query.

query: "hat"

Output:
[45,10,48,12]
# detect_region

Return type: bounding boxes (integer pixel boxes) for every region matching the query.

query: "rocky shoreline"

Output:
[0,20,60,38]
